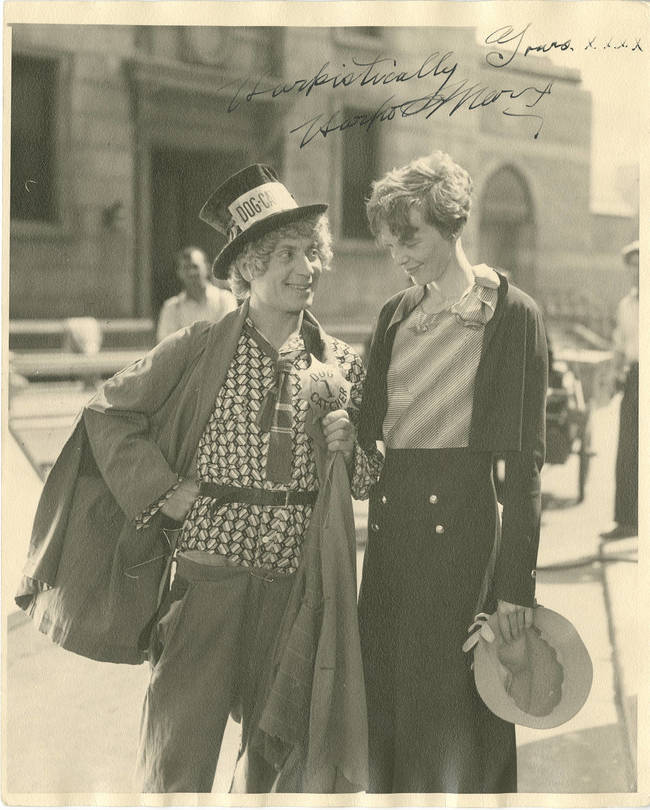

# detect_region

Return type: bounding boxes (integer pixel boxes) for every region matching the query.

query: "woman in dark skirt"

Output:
[357,152,548,793]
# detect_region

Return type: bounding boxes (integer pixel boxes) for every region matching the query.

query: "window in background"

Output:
[180,27,284,76]
[11,53,58,223]
[341,107,379,240]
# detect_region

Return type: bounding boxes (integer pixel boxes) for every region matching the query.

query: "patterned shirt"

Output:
[383,268,499,449]
[138,318,382,573]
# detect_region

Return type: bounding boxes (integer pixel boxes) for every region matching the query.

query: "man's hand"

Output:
[321,409,355,462]
[497,599,534,643]
[160,479,200,522]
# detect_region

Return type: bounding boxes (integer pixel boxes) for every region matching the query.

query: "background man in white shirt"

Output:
[156,246,236,341]
[600,240,639,540]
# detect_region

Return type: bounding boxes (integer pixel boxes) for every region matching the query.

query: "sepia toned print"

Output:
[3,1,647,805]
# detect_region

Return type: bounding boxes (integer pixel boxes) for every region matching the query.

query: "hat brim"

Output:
[621,240,639,260]
[473,607,593,729]
[211,204,328,279]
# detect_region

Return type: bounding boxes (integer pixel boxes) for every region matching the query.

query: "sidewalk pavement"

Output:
[3,396,638,797]
[512,396,637,793]
[600,534,638,778]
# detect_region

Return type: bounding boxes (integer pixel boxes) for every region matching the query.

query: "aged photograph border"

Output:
[2,1,648,806]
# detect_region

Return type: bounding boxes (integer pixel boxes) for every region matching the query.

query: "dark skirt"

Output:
[358,448,517,793]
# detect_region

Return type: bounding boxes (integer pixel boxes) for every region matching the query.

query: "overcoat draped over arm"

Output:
[15,303,369,792]
[15,312,243,662]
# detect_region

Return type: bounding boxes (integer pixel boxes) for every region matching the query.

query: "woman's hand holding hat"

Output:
[469,606,593,728]
[497,599,534,643]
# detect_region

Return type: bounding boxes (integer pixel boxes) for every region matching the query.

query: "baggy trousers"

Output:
[614,362,638,528]
[137,551,295,793]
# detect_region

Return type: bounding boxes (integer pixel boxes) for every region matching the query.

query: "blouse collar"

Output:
[388,264,501,332]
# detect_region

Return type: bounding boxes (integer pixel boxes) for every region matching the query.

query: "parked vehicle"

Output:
[546,357,593,502]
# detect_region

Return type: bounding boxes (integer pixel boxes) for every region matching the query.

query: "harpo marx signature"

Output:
[228,50,551,145]
[223,24,643,147]
[289,70,551,147]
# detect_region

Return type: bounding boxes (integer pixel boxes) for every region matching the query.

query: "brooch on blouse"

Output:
[410,304,447,334]
[409,266,500,333]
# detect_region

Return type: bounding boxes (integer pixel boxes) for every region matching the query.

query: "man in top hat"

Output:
[17,164,382,793]
[156,245,236,342]
[600,240,639,540]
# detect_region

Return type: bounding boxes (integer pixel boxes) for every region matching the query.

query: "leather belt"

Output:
[198,481,318,508]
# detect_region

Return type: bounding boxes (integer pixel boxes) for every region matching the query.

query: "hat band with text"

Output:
[227,182,298,238]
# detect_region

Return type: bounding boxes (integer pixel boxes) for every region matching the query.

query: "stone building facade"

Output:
[10,25,637,337]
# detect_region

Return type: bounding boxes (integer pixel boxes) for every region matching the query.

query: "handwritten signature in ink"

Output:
[289,75,553,148]
[485,23,643,64]
[485,24,573,68]
[226,52,451,112]
[220,48,553,145]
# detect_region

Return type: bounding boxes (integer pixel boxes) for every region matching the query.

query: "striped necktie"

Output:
[245,321,299,485]
[265,356,295,484]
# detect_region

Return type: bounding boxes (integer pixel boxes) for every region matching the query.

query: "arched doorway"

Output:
[479,166,536,295]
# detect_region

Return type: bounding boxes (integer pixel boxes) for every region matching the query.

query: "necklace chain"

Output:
[413,302,447,333]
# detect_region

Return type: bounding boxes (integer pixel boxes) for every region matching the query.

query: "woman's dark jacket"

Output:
[358,273,548,607]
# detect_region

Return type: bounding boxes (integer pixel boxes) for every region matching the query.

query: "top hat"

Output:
[467,606,593,729]
[199,164,328,279]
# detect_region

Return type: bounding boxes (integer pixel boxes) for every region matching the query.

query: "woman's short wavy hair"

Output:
[227,215,333,299]
[366,151,473,242]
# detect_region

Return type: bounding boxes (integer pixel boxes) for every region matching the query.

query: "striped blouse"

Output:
[383,266,500,449]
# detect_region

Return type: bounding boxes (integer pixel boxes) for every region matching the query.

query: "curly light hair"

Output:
[366,151,473,242]
[227,215,333,299]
